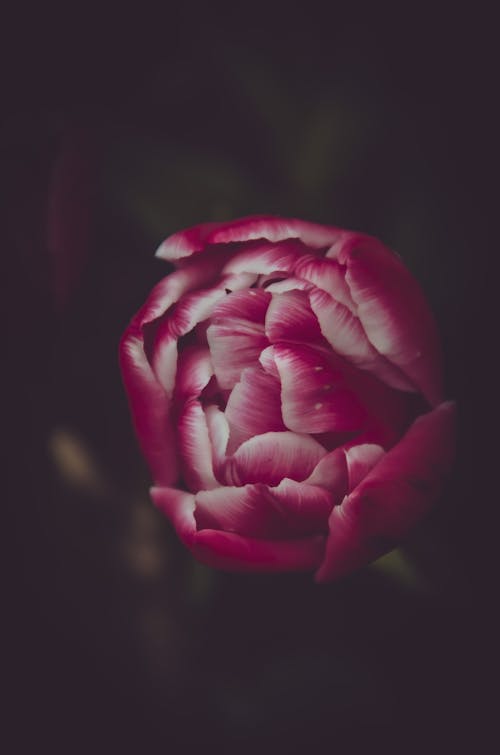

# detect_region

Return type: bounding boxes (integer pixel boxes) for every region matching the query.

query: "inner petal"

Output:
[206,289,271,390]
[226,431,327,487]
[224,366,286,453]
[265,289,324,344]
[274,343,367,435]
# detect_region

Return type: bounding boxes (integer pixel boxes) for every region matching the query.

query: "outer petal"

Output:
[308,287,415,392]
[337,235,443,405]
[119,323,179,486]
[274,343,367,434]
[151,486,322,573]
[224,366,286,453]
[293,255,355,311]
[315,401,456,582]
[155,215,342,262]
[177,399,219,492]
[194,481,333,539]
[226,431,327,486]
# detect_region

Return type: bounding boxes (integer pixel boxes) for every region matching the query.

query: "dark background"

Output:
[3,5,496,752]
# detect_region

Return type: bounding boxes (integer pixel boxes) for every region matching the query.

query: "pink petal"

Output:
[344,443,385,490]
[174,345,213,400]
[194,484,283,538]
[221,239,307,277]
[303,447,348,497]
[315,401,456,582]
[269,479,334,534]
[338,235,443,405]
[188,528,326,573]
[227,431,327,486]
[224,366,286,453]
[204,405,230,482]
[258,345,280,379]
[206,289,271,390]
[156,215,342,262]
[177,398,219,492]
[274,343,367,434]
[265,289,324,343]
[294,255,355,311]
[308,287,415,392]
[119,324,179,486]
[210,216,342,248]
[135,255,226,328]
[151,485,326,573]
[151,285,226,390]
[195,480,333,539]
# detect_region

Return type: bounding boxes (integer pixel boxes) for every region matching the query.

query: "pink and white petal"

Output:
[308,287,415,392]
[188,528,326,573]
[344,443,385,490]
[194,484,285,538]
[294,255,355,311]
[178,399,220,492]
[210,215,342,249]
[222,239,308,277]
[315,401,456,582]
[174,345,213,400]
[119,325,179,486]
[205,405,230,482]
[151,484,326,573]
[224,367,286,453]
[338,236,443,405]
[206,289,271,390]
[303,447,348,499]
[206,325,269,391]
[210,287,271,324]
[265,290,324,343]
[227,431,327,487]
[155,222,222,262]
[136,256,226,327]
[269,479,334,535]
[150,286,226,390]
[274,343,367,434]
[258,345,280,379]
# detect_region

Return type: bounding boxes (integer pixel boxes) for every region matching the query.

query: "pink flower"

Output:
[120,215,455,581]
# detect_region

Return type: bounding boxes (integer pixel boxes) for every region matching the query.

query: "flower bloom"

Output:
[120,216,455,581]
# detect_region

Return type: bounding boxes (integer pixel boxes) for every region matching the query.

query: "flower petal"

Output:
[269,479,334,535]
[265,289,324,344]
[206,289,271,390]
[274,343,367,434]
[224,366,286,453]
[338,236,443,405]
[303,447,348,497]
[151,485,326,573]
[344,443,385,490]
[119,324,179,486]
[135,255,226,327]
[308,287,415,392]
[227,431,327,486]
[204,405,230,482]
[221,239,308,277]
[177,398,219,492]
[315,401,456,582]
[175,345,214,400]
[195,480,333,539]
[294,255,355,311]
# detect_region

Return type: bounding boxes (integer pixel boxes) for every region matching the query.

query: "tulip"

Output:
[120,216,455,581]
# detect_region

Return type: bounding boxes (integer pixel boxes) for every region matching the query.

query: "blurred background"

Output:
[3,5,496,752]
